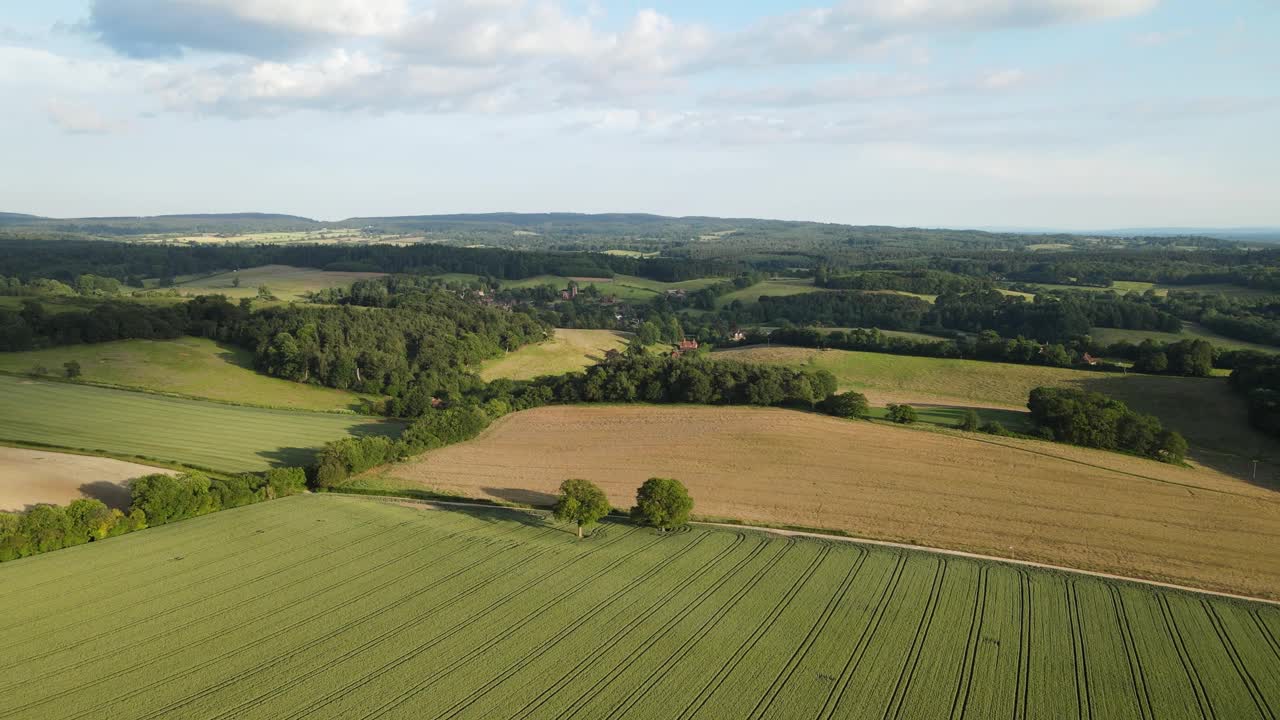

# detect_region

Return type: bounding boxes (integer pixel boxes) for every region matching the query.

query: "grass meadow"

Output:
[0,494,1275,720]
[170,265,387,300]
[0,375,402,473]
[1090,323,1279,354]
[0,337,373,412]
[480,329,631,382]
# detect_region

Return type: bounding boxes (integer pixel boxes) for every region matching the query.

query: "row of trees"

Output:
[1027,388,1187,463]
[554,477,693,538]
[0,467,306,562]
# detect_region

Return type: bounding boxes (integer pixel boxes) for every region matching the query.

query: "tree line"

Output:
[0,467,306,563]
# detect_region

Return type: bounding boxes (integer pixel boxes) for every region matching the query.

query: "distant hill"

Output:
[0,212,320,235]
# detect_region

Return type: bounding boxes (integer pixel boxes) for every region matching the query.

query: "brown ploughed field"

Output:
[376,405,1280,599]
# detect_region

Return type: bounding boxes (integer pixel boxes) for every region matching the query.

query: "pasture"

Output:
[713,345,1276,482]
[0,375,402,473]
[0,337,372,412]
[497,274,724,303]
[0,446,168,512]
[480,329,631,381]
[714,277,826,307]
[0,494,1274,720]
[1090,324,1279,354]
[170,265,386,300]
[374,405,1280,598]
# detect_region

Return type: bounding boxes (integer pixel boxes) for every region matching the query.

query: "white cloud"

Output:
[706,68,1031,107]
[44,98,125,134]
[89,0,409,57]
[728,0,1158,64]
[154,49,508,114]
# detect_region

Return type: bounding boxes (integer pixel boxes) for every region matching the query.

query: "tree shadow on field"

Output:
[441,502,551,531]
[482,486,558,507]
[78,480,131,510]
[1076,373,1280,491]
[257,446,321,469]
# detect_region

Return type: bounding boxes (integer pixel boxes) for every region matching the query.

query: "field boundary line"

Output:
[334,492,1280,605]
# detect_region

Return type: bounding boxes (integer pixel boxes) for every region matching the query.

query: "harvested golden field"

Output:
[376,405,1280,598]
[0,446,170,511]
[714,345,1278,483]
[479,329,631,381]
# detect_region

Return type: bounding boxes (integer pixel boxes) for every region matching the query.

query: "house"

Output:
[1081,352,1099,366]
[678,339,699,351]
[730,330,747,342]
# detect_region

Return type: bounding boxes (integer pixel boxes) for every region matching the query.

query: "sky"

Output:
[1,0,1277,229]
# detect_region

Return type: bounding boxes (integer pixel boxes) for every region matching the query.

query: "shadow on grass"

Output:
[78,480,133,510]
[1077,373,1280,490]
[482,486,557,507]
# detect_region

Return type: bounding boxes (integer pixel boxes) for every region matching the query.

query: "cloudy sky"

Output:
[2,0,1276,228]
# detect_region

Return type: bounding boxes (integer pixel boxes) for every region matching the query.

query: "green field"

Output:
[0,337,373,412]
[480,329,631,381]
[1025,280,1275,299]
[0,375,402,472]
[497,274,724,303]
[0,494,1275,720]
[714,277,825,307]
[170,265,387,300]
[1091,324,1279,354]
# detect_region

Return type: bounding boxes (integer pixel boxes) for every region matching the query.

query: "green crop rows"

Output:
[0,494,1276,720]
[0,375,403,472]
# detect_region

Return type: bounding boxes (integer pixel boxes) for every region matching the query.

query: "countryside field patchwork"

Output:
[373,405,1280,598]
[0,375,402,473]
[713,345,1276,482]
[0,494,1274,720]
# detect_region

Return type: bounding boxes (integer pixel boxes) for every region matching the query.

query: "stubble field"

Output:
[0,494,1275,720]
[373,405,1280,598]
[0,446,169,511]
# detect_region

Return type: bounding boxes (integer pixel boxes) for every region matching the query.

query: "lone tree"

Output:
[63,360,82,379]
[887,403,918,424]
[553,478,611,539]
[631,477,693,532]
[822,391,869,419]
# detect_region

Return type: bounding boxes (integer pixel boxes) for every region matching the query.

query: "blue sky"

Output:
[1,0,1276,228]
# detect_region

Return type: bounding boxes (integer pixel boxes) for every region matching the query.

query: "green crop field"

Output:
[0,375,402,472]
[0,494,1275,720]
[0,337,374,412]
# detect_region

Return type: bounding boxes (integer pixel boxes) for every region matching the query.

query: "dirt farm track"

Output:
[379,405,1280,599]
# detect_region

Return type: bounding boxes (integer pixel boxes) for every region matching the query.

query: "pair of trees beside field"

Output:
[554,477,693,538]
[0,467,307,563]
